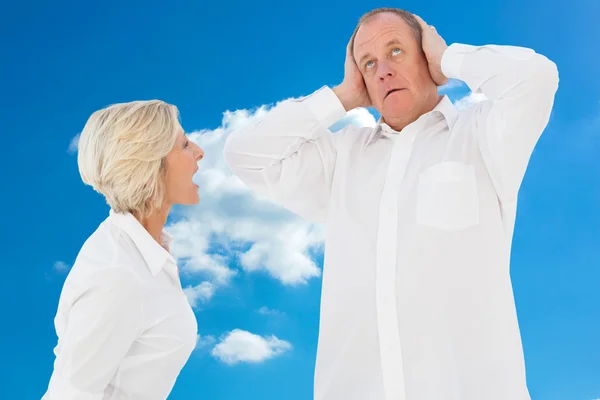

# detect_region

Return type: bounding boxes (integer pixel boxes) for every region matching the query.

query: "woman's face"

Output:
[163,129,204,206]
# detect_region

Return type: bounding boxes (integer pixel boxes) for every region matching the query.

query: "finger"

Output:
[346,38,352,56]
[346,37,361,70]
[413,14,428,29]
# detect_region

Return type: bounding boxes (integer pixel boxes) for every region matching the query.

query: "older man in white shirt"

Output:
[224,8,558,400]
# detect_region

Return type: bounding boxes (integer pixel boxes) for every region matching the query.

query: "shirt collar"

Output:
[365,94,458,147]
[108,209,176,276]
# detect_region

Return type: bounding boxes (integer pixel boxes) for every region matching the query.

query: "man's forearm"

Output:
[444,43,559,204]
[224,86,346,169]
[440,43,559,101]
[222,86,346,223]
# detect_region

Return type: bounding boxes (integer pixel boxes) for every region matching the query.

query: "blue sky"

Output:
[1,0,598,399]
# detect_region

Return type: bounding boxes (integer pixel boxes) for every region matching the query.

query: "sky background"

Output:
[1,0,599,399]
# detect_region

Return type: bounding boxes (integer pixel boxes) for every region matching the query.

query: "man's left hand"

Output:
[414,15,449,86]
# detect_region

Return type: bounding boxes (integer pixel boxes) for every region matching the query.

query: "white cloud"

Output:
[168,220,237,285]
[211,329,291,365]
[438,78,466,93]
[53,261,70,273]
[183,281,215,309]
[454,91,488,110]
[195,334,217,350]
[258,306,285,317]
[67,134,80,154]
[330,107,377,132]
[167,100,375,294]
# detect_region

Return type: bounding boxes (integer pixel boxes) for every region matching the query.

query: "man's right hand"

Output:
[333,38,372,112]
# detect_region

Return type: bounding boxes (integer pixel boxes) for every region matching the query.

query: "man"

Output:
[224,8,558,400]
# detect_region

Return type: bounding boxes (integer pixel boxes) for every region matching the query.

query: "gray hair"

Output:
[349,8,423,57]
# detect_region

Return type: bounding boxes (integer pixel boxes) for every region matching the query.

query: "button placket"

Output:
[375,130,416,400]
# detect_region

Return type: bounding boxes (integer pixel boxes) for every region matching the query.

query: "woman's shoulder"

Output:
[72,219,124,266]
[66,219,145,288]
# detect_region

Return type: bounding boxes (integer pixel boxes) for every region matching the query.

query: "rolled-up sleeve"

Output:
[44,268,143,399]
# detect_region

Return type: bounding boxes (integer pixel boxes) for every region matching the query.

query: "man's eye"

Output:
[365,60,375,69]
[391,48,402,56]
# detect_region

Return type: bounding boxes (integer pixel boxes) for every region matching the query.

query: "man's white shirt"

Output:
[43,211,198,400]
[224,43,558,400]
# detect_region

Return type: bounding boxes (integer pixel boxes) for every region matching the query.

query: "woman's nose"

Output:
[195,144,204,161]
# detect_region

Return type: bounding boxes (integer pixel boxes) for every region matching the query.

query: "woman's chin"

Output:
[188,191,200,205]
[192,190,201,204]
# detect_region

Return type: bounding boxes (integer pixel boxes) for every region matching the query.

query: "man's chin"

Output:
[381,100,412,120]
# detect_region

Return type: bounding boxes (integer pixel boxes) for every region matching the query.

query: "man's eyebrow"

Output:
[385,39,403,47]
[357,39,404,65]
[358,52,372,66]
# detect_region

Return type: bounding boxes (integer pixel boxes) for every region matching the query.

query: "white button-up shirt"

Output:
[224,43,559,400]
[43,211,198,400]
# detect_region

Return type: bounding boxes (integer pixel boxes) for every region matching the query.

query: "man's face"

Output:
[353,13,437,123]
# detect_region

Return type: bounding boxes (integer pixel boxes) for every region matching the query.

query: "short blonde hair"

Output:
[77,100,180,217]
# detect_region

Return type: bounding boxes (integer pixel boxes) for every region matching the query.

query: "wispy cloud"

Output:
[438,78,466,93]
[183,282,215,309]
[454,91,488,110]
[53,261,70,273]
[196,334,217,350]
[330,107,377,131]
[257,306,285,317]
[67,134,80,154]
[210,329,291,365]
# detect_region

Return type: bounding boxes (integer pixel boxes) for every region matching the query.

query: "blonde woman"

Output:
[43,100,204,399]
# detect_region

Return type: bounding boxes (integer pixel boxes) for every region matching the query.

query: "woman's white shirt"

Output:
[43,210,198,400]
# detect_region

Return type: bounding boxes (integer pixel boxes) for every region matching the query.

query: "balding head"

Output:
[349,8,423,60]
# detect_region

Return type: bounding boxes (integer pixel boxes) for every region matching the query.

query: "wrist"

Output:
[440,43,463,80]
[332,85,355,112]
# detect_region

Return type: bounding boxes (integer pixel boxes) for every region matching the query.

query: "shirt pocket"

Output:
[416,161,479,231]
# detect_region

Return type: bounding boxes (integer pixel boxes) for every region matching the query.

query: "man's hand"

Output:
[333,38,372,112]
[414,15,449,86]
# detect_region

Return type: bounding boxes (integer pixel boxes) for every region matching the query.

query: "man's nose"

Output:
[378,62,396,81]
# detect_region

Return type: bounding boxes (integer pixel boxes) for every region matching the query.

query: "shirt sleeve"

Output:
[223,86,347,223]
[441,43,559,203]
[45,267,144,399]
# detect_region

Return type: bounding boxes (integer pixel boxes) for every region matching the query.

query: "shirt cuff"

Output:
[441,43,476,81]
[297,86,347,129]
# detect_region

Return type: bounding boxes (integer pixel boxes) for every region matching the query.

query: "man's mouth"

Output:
[385,88,405,98]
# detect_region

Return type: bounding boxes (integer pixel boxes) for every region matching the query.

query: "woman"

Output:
[43,100,205,399]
